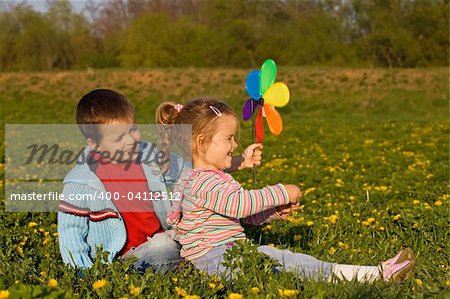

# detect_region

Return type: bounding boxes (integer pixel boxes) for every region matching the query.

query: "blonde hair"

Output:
[156,98,239,174]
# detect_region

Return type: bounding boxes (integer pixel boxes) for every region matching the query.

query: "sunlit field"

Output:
[1,67,448,298]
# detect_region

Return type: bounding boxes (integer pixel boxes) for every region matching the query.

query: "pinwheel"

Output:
[242,59,290,188]
[242,59,290,143]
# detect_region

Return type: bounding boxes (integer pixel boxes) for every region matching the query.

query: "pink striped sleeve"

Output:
[191,173,289,219]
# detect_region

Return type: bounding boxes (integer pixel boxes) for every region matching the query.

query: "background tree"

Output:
[0,0,448,71]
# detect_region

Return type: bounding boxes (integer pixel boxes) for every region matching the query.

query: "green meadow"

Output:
[0,67,449,298]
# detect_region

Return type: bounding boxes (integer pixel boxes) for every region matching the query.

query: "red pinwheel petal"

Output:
[256,108,264,143]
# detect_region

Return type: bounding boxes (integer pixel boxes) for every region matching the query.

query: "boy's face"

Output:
[88,120,141,163]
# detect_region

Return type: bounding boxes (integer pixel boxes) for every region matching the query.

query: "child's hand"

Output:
[275,204,292,219]
[238,143,263,170]
[276,202,301,219]
[284,184,302,205]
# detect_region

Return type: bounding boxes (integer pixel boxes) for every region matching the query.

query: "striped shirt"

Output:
[167,168,289,261]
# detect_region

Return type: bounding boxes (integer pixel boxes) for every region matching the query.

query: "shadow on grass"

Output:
[244,223,313,250]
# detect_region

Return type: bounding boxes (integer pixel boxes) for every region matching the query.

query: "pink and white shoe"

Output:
[381,248,415,269]
[381,248,416,283]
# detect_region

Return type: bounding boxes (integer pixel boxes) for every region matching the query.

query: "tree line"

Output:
[0,0,448,71]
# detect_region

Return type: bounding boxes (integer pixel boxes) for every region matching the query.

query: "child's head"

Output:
[76,89,140,163]
[156,98,240,170]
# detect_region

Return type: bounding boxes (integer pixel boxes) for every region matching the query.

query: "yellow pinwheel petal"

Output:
[263,82,290,107]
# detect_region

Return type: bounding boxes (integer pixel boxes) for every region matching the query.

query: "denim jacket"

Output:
[57,142,185,268]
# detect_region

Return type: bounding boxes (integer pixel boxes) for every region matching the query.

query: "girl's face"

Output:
[198,114,238,170]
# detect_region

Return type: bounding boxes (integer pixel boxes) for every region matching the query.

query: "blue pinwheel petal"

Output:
[245,70,261,100]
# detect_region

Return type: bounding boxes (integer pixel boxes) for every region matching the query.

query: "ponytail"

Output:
[155,102,178,175]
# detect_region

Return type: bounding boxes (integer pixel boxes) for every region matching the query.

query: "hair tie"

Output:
[209,105,222,117]
[174,103,184,113]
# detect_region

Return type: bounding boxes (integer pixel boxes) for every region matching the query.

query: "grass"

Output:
[0,67,449,298]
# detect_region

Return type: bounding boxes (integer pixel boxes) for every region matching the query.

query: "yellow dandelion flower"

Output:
[378,186,388,192]
[415,279,422,287]
[228,293,242,299]
[335,179,344,187]
[412,223,419,229]
[338,242,349,249]
[92,279,107,290]
[28,222,38,228]
[294,235,302,241]
[434,200,442,206]
[306,221,314,226]
[327,166,337,173]
[185,296,200,299]
[353,213,360,217]
[379,226,385,231]
[262,225,272,232]
[129,285,141,296]
[16,246,23,254]
[175,287,188,297]
[0,290,10,299]
[362,221,370,226]
[329,247,336,256]
[208,283,216,289]
[48,278,58,288]
[412,200,420,205]
[402,151,415,157]
[440,194,449,200]
[251,287,261,294]
[328,214,338,224]
[278,289,300,297]
[393,214,401,221]
[43,238,51,246]
[211,275,220,284]
[171,277,178,283]
[304,187,316,195]
[287,216,304,223]
[40,271,46,277]
[367,217,375,223]
[349,196,356,201]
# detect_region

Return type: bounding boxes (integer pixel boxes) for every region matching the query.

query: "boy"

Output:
[58,89,262,272]
[58,89,184,272]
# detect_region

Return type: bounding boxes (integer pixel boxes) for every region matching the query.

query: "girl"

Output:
[156,98,415,283]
